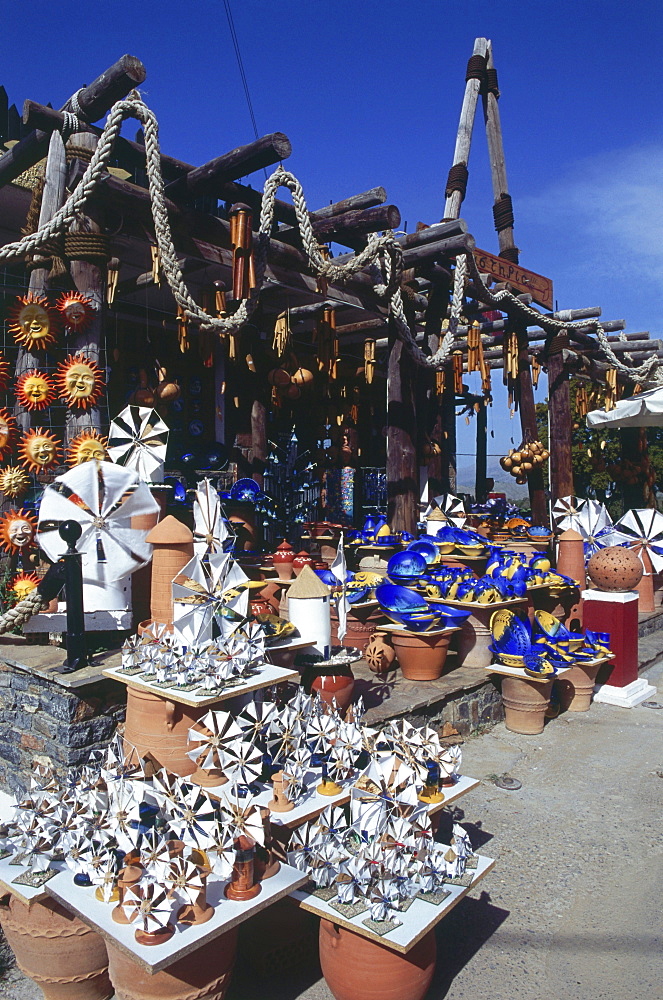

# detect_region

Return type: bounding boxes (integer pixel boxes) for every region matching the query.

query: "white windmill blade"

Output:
[615,508,663,571]
[425,493,466,524]
[206,822,236,880]
[193,479,232,557]
[221,787,265,846]
[223,739,263,786]
[164,857,206,906]
[37,461,158,584]
[124,882,173,933]
[552,495,587,531]
[370,876,399,922]
[107,405,169,483]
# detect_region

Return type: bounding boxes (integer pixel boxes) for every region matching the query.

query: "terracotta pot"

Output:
[330,603,379,653]
[292,550,315,576]
[123,686,206,777]
[501,675,553,734]
[273,540,295,581]
[253,577,282,613]
[587,545,643,592]
[556,659,604,712]
[145,516,194,627]
[311,670,355,714]
[364,632,396,673]
[107,929,237,1000]
[249,596,273,618]
[391,630,453,681]
[454,599,527,669]
[0,895,112,1000]
[555,528,586,590]
[319,919,436,1000]
[131,486,168,629]
[226,501,258,551]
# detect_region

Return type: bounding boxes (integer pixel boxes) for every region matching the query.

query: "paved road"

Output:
[3,661,662,1000]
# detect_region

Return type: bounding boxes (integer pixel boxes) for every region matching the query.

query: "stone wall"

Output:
[0,658,125,795]
[406,677,505,736]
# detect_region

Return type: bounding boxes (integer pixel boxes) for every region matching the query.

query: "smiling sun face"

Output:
[0,409,17,461]
[55,354,105,410]
[15,370,56,411]
[66,430,108,467]
[56,292,93,332]
[0,509,37,554]
[10,571,40,600]
[18,428,62,474]
[7,294,58,350]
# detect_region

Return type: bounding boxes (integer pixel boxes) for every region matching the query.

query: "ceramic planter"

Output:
[123,686,206,778]
[556,660,605,712]
[0,895,112,1000]
[391,629,454,681]
[453,599,528,669]
[330,602,380,653]
[107,929,237,1000]
[501,675,553,734]
[292,550,315,576]
[319,919,436,1000]
[310,668,355,715]
[273,540,295,581]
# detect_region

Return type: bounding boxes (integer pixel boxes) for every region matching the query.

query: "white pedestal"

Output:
[593,677,657,708]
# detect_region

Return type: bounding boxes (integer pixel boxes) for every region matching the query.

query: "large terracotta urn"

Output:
[272,540,295,581]
[501,675,553,734]
[391,629,454,681]
[319,919,436,1000]
[0,895,112,1000]
[310,668,355,715]
[556,659,604,712]
[330,602,380,653]
[107,928,237,1000]
[123,687,206,777]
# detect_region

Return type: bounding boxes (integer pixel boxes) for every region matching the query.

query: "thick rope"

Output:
[0,590,46,635]
[1,93,660,384]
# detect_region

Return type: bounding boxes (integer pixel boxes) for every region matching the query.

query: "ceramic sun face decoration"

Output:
[15,370,56,411]
[0,353,10,391]
[55,354,104,410]
[0,408,17,461]
[0,509,37,554]
[18,428,62,474]
[7,294,58,350]
[66,429,108,466]
[0,466,30,499]
[10,571,40,600]
[56,291,93,332]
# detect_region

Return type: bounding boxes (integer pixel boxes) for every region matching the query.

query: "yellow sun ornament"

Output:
[10,571,40,600]
[0,509,37,554]
[0,409,17,461]
[7,294,59,350]
[0,466,30,499]
[15,369,56,411]
[66,429,108,466]
[0,353,10,391]
[18,428,62,474]
[55,354,105,410]
[56,291,94,333]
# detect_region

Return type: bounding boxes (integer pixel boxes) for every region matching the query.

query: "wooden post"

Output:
[481,44,519,261]
[515,322,547,524]
[442,37,489,220]
[386,320,418,535]
[66,131,105,440]
[546,331,575,499]
[475,398,488,502]
[423,285,448,499]
[15,130,67,434]
[251,397,267,489]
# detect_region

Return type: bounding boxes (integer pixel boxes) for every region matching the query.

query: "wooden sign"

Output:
[473,248,553,311]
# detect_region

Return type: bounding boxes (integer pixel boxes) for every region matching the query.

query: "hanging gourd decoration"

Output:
[10,571,40,600]
[0,509,38,554]
[55,353,105,410]
[56,291,94,333]
[452,350,464,394]
[0,466,31,499]
[229,202,255,301]
[15,370,56,411]
[291,367,314,389]
[7,293,59,350]
[155,367,181,404]
[66,429,108,466]
[131,369,156,406]
[18,428,62,474]
[364,338,376,384]
[0,408,17,461]
[500,438,549,484]
[0,353,10,390]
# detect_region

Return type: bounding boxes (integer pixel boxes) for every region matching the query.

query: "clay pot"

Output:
[112,864,143,924]
[391,630,454,681]
[501,675,553,735]
[145,516,194,627]
[253,577,282,613]
[364,632,396,673]
[249,596,273,618]
[131,486,168,628]
[454,599,526,669]
[292,550,315,576]
[555,528,587,590]
[587,545,643,592]
[311,669,355,714]
[123,686,206,777]
[556,659,604,712]
[319,919,436,1000]
[268,770,294,813]
[273,540,295,581]
[0,895,112,1000]
[226,502,258,551]
[107,929,237,1000]
[330,603,379,653]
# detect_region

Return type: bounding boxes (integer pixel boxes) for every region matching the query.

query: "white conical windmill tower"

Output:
[37,461,159,621]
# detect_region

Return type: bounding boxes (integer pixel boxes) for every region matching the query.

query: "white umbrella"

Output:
[107,405,169,482]
[586,386,663,428]
[37,461,158,585]
[614,508,663,572]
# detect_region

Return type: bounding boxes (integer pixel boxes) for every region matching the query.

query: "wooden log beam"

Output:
[443,37,489,219]
[547,332,575,499]
[276,186,388,240]
[164,133,292,199]
[0,55,146,190]
[279,204,401,247]
[115,258,205,298]
[386,316,419,534]
[546,306,601,322]
[482,43,519,261]
[331,219,468,267]
[515,321,548,523]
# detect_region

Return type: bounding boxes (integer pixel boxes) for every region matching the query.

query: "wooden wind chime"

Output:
[502,326,519,408]
[315,307,338,382]
[604,367,618,411]
[364,338,376,384]
[466,320,492,397]
[229,203,256,361]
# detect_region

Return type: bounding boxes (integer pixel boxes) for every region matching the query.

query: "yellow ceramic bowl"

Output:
[456,544,485,557]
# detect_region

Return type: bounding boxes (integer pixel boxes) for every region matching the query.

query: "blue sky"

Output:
[2,0,661,485]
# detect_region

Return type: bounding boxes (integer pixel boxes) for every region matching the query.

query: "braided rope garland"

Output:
[0,590,47,635]
[0,93,659,384]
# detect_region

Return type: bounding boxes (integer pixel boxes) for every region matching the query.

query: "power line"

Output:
[223,0,260,144]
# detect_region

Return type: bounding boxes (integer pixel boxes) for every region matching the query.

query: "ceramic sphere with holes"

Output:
[587,546,643,592]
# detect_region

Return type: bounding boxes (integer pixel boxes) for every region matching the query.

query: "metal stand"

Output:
[57,520,88,673]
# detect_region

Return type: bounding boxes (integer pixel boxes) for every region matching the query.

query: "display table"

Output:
[0,853,65,907]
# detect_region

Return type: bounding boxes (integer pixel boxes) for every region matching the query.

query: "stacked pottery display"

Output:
[454,597,528,669]
[500,673,555,734]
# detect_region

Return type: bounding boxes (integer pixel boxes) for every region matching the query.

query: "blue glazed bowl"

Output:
[407,540,438,565]
[376,583,429,614]
[314,568,337,587]
[230,478,261,501]
[387,550,427,585]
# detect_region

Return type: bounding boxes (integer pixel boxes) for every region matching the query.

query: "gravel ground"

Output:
[2,661,662,1000]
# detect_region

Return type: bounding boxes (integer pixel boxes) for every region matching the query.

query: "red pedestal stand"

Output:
[583,589,656,707]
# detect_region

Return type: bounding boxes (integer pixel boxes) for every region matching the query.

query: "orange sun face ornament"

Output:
[55,354,105,410]
[0,509,37,554]
[15,370,56,411]
[18,428,62,474]
[56,291,94,333]
[67,429,108,466]
[0,353,11,391]
[10,571,40,600]
[0,409,17,461]
[7,294,59,350]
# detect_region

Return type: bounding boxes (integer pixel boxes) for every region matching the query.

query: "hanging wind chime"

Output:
[502,327,519,408]
[604,368,618,411]
[363,338,375,384]
[316,307,338,381]
[229,203,256,301]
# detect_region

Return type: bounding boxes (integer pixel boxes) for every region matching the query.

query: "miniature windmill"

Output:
[425,493,467,528]
[573,500,615,560]
[107,405,169,483]
[193,478,234,558]
[613,509,663,572]
[551,496,587,532]
[187,709,244,785]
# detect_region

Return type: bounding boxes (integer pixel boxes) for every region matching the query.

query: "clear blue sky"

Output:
[2,0,661,485]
